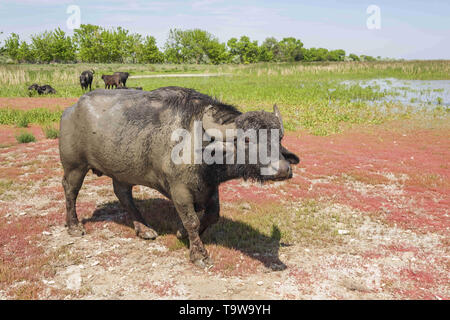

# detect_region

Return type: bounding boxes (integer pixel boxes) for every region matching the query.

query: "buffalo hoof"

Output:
[176,228,188,240]
[193,256,214,269]
[67,224,85,237]
[134,222,158,240]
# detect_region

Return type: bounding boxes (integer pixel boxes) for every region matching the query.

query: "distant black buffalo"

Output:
[28,83,40,92]
[114,72,130,87]
[80,70,94,91]
[28,83,56,95]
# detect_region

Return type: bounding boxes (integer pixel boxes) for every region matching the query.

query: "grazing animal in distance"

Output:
[38,85,57,94]
[114,72,130,87]
[80,70,94,91]
[28,83,40,93]
[101,74,121,89]
[28,83,57,95]
[59,86,299,268]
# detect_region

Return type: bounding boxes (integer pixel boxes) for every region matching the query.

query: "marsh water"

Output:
[342,78,450,108]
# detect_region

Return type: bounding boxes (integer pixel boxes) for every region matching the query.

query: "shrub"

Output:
[16,131,36,143]
[43,126,59,139]
[15,115,29,128]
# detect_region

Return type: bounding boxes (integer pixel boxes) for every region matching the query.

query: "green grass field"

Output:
[0,60,448,135]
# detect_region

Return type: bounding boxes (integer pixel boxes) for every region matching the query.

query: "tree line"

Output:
[1,25,380,64]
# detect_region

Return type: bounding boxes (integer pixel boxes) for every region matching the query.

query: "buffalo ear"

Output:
[281,145,300,164]
[273,104,284,136]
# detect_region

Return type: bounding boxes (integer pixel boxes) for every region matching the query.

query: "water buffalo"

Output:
[39,85,57,94]
[80,70,94,91]
[28,83,40,93]
[28,83,56,95]
[101,74,121,89]
[59,87,299,268]
[114,72,130,87]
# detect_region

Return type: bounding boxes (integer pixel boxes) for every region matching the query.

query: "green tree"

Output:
[2,27,374,65]
[30,31,53,63]
[27,28,75,63]
[3,33,20,61]
[360,55,376,61]
[278,37,303,61]
[137,36,164,63]
[258,45,273,62]
[49,28,75,62]
[17,41,35,62]
[106,27,138,63]
[302,47,329,61]
[227,36,259,64]
[259,37,280,62]
[206,40,229,64]
[260,37,279,61]
[348,53,360,61]
[74,25,143,63]
[125,33,143,63]
[96,27,129,63]
[73,24,103,62]
[164,29,184,63]
[164,29,228,64]
[327,49,346,61]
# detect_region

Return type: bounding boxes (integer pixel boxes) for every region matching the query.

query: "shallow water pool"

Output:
[342,78,450,108]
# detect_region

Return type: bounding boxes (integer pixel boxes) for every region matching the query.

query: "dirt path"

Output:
[0,121,448,299]
[39,205,446,299]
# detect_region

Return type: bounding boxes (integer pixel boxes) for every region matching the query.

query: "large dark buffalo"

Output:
[59,87,299,268]
[80,70,94,91]
[114,72,130,87]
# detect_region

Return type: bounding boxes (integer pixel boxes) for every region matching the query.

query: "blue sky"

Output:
[0,0,449,59]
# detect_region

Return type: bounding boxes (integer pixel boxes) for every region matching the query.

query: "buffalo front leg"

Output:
[176,189,220,239]
[62,166,88,236]
[112,179,158,240]
[172,184,212,268]
[199,189,220,236]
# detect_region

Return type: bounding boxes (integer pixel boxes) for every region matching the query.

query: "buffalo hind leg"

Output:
[177,189,219,239]
[172,184,212,268]
[62,166,88,236]
[112,179,158,240]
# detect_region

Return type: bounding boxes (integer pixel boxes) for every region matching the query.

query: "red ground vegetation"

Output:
[221,124,449,234]
[0,97,76,111]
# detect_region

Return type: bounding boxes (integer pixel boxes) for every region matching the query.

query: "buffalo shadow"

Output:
[83,197,288,271]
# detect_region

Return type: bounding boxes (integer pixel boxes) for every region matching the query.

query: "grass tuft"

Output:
[16,131,36,143]
[43,125,59,139]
